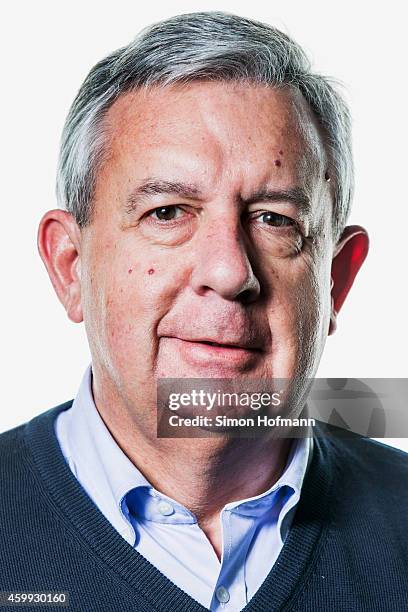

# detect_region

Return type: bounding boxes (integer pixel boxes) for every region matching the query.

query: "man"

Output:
[1,11,407,612]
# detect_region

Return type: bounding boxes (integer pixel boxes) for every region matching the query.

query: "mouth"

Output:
[160,336,264,370]
[180,338,262,351]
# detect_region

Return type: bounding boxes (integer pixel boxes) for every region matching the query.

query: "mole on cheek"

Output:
[147,268,155,275]
[128,268,133,274]
[279,150,283,155]
[274,159,282,167]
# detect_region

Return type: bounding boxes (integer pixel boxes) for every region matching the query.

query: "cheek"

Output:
[292,255,332,375]
[91,254,184,357]
[268,253,330,350]
[103,270,155,342]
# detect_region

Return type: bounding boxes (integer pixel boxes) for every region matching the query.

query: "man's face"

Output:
[79,82,334,417]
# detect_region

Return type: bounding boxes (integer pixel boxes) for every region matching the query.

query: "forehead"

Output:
[99,81,327,199]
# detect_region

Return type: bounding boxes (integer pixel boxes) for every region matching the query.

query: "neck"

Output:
[92,372,292,559]
[135,436,289,519]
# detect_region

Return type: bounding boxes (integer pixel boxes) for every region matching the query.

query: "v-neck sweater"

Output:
[1,400,408,611]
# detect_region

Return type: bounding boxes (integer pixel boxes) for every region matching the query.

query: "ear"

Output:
[37,209,83,323]
[329,225,369,335]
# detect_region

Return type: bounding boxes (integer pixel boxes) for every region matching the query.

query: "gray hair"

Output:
[56,11,353,239]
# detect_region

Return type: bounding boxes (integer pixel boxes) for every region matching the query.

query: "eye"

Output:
[259,211,295,227]
[150,206,184,221]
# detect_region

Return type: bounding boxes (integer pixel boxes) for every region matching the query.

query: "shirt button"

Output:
[157,501,174,516]
[215,586,230,604]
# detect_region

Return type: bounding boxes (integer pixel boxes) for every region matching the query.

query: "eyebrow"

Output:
[243,186,311,214]
[125,179,311,215]
[125,179,202,213]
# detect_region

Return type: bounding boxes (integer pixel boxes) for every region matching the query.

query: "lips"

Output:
[157,312,270,372]
[157,334,265,374]
[176,338,262,351]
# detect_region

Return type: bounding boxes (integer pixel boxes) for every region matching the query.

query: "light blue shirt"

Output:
[55,364,312,610]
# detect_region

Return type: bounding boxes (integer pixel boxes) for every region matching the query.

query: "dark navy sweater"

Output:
[1,401,408,611]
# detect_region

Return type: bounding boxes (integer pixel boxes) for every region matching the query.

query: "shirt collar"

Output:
[58,364,149,541]
[59,364,313,537]
[222,430,313,518]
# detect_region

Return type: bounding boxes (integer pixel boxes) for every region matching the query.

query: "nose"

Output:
[191,215,261,303]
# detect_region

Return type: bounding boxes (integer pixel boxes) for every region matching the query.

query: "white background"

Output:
[1,1,407,450]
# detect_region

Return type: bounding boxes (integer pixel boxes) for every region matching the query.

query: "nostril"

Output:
[239,288,256,304]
